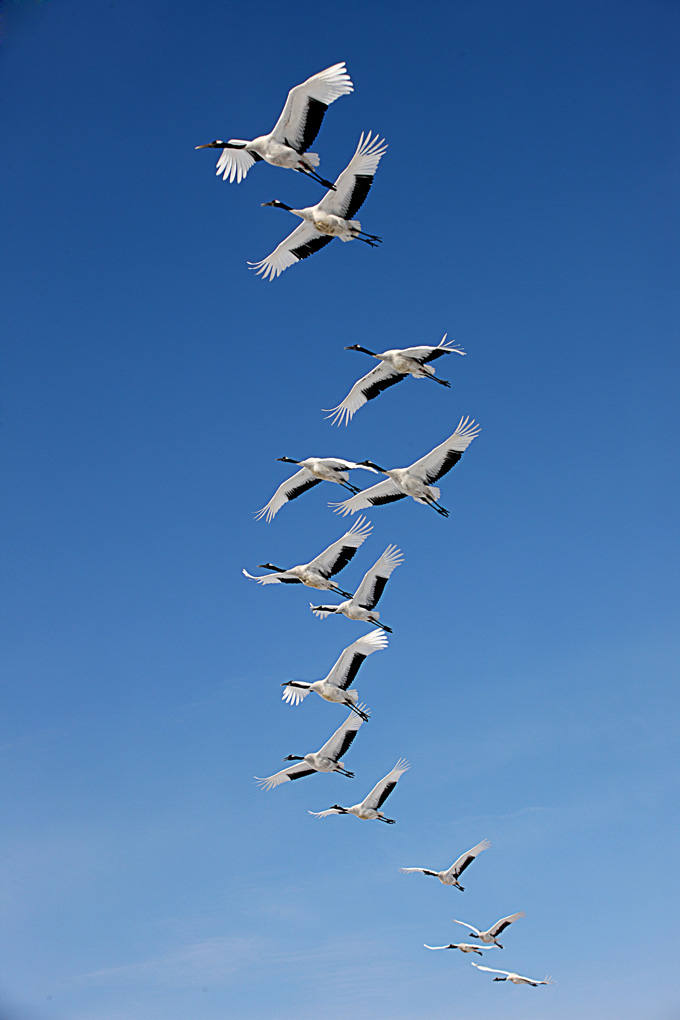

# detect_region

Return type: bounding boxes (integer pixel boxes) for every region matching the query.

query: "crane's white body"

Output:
[255,710,364,790]
[196,63,353,184]
[243,517,372,593]
[309,759,410,822]
[250,132,387,280]
[471,963,554,986]
[326,336,466,426]
[281,630,387,718]
[400,839,491,890]
[332,417,481,517]
[309,545,403,631]
[255,457,378,522]
[452,912,526,948]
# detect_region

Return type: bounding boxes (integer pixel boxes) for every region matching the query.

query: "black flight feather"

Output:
[291,234,334,261]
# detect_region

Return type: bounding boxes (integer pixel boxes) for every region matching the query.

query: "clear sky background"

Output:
[1,1,679,1018]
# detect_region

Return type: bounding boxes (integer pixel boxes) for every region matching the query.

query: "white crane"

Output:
[471,963,554,986]
[424,943,498,956]
[255,709,365,791]
[255,457,379,522]
[243,516,371,597]
[400,839,491,891]
[281,630,388,720]
[309,758,410,822]
[249,131,387,280]
[331,417,481,518]
[325,336,466,426]
[195,62,353,188]
[452,912,526,948]
[309,544,403,632]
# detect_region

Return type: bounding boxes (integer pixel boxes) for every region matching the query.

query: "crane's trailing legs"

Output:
[297,166,337,189]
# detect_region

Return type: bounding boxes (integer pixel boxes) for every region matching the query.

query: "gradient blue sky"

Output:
[2,1,679,1018]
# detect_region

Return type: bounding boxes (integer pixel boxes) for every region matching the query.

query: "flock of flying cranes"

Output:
[198,62,554,991]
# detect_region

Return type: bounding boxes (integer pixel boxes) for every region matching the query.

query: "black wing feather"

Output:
[454,854,476,877]
[288,767,318,782]
[424,448,464,483]
[360,573,388,610]
[375,780,397,809]
[291,234,334,261]
[362,372,405,402]
[344,174,374,220]
[324,542,362,578]
[494,919,513,934]
[334,726,360,761]
[368,490,407,508]
[286,476,324,501]
[297,97,328,153]
[338,652,367,691]
[419,348,451,364]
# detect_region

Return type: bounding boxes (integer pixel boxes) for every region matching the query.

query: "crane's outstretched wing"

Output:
[361,758,410,810]
[445,839,492,880]
[319,131,388,219]
[280,681,312,706]
[324,363,405,426]
[401,868,439,876]
[326,630,388,689]
[213,144,260,183]
[308,806,343,818]
[255,468,323,522]
[315,710,364,761]
[452,918,482,937]
[423,944,456,950]
[408,416,481,483]
[270,63,354,153]
[242,568,300,585]
[249,222,334,281]
[308,602,340,620]
[331,480,407,516]
[307,516,372,578]
[396,334,466,364]
[353,546,403,609]
[487,911,525,937]
[470,964,511,977]
[255,761,319,790]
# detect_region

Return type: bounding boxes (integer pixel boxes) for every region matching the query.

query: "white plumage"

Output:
[331,416,481,518]
[325,336,466,426]
[471,963,555,986]
[309,758,410,822]
[196,62,353,188]
[249,131,387,280]
[255,457,379,522]
[243,516,372,597]
[255,709,365,790]
[423,943,497,956]
[309,544,403,632]
[400,839,491,890]
[281,630,388,720]
[451,912,526,948]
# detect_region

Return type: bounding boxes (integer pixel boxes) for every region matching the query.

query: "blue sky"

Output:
[1,0,678,1017]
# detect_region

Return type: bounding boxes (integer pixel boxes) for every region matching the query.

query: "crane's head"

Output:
[195,140,247,149]
[357,459,386,473]
[257,563,284,571]
[344,345,375,355]
[261,200,292,211]
[282,754,303,762]
[276,456,299,464]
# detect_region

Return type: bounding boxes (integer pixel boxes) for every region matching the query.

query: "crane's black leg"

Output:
[297,166,336,190]
[424,374,451,388]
